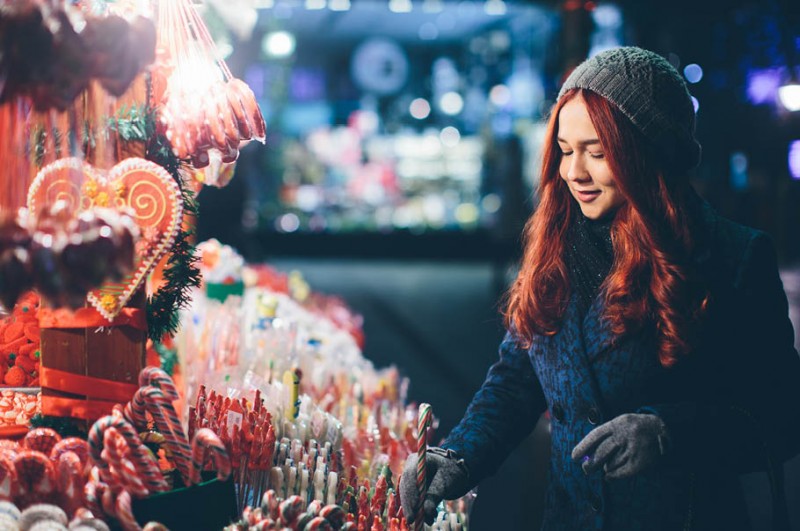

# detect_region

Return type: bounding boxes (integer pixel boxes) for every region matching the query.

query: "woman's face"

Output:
[557,94,626,220]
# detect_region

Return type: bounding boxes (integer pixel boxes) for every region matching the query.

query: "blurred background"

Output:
[194,0,800,528]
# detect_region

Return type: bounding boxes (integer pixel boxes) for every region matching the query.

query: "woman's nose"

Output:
[566,155,590,182]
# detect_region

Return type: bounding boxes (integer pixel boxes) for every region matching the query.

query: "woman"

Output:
[400,47,800,530]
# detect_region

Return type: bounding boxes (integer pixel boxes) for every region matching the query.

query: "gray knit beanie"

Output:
[558,46,701,172]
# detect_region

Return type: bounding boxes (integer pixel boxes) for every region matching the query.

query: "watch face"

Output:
[350,38,410,96]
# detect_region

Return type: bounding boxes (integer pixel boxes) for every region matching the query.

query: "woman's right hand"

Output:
[399,447,471,526]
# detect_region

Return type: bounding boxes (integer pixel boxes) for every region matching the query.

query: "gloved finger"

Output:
[603,459,634,480]
[572,424,613,462]
[601,445,633,480]
[399,455,421,525]
[423,495,442,525]
[420,465,450,524]
[582,437,619,474]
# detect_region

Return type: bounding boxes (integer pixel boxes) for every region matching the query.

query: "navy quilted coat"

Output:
[442,201,800,530]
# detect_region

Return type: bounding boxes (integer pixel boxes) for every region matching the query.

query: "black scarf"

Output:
[563,208,615,318]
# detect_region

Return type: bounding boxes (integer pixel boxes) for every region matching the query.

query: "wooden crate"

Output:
[39,290,145,422]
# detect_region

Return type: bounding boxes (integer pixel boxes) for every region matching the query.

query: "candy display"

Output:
[0,0,481,528]
[0,293,41,387]
[175,248,475,529]
[152,0,266,170]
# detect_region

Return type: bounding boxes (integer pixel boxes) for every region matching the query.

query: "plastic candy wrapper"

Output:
[176,260,475,529]
[152,0,265,172]
[197,238,245,285]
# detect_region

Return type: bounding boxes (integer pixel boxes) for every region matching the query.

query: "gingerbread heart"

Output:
[27,157,183,320]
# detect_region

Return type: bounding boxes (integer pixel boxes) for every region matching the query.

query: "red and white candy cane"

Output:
[415,403,432,531]
[0,454,16,500]
[116,489,141,531]
[189,428,231,485]
[125,386,192,483]
[138,367,179,401]
[89,415,168,494]
[50,437,90,471]
[57,451,85,516]
[102,428,148,497]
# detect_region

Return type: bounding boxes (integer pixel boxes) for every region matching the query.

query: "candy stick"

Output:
[415,403,432,531]
[279,494,306,527]
[190,428,231,485]
[326,471,338,506]
[115,490,141,531]
[129,387,192,484]
[88,415,168,493]
[57,451,84,515]
[102,428,148,497]
[138,367,179,400]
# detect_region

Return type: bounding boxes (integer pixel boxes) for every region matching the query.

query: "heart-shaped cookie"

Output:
[27,157,183,321]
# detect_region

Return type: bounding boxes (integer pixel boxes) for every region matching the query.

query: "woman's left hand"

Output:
[571,413,671,479]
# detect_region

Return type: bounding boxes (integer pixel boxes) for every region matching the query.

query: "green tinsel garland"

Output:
[109,105,202,341]
[28,413,88,438]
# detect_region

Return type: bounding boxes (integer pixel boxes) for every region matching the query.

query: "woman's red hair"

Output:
[505,89,708,367]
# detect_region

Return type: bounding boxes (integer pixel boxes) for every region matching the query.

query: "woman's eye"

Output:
[561,151,573,157]
[589,152,605,159]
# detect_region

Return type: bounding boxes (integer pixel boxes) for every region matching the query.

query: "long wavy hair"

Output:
[505,89,708,367]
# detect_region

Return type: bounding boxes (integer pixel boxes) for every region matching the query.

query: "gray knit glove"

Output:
[571,413,671,479]
[399,447,471,526]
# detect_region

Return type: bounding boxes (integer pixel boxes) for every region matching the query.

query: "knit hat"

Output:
[558,46,701,172]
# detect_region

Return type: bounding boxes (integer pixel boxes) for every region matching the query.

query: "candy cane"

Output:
[84,478,105,517]
[138,367,179,401]
[127,386,192,484]
[189,428,231,485]
[102,428,148,497]
[23,427,61,455]
[89,415,168,493]
[50,437,90,470]
[57,451,85,516]
[415,403,432,531]
[116,490,141,531]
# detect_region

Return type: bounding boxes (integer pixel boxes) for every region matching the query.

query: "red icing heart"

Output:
[27,157,183,320]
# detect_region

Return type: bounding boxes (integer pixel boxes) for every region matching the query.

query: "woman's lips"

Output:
[575,189,601,202]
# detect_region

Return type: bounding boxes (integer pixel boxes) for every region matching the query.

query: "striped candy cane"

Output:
[102,428,148,497]
[116,490,141,531]
[126,386,193,484]
[88,415,168,493]
[189,428,231,485]
[138,367,180,401]
[415,403,432,531]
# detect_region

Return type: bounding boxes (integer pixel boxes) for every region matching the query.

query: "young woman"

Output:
[400,47,800,530]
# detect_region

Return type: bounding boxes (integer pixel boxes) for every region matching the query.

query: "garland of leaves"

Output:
[109,105,202,341]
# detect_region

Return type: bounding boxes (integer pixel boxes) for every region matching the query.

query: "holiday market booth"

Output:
[0,1,471,529]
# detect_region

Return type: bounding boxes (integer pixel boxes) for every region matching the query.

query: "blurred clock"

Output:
[350,38,409,96]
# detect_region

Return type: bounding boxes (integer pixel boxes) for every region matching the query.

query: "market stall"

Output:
[0,1,472,529]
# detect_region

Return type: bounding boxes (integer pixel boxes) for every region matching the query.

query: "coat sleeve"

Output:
[441,331,546,484]
[639,233,800,472]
